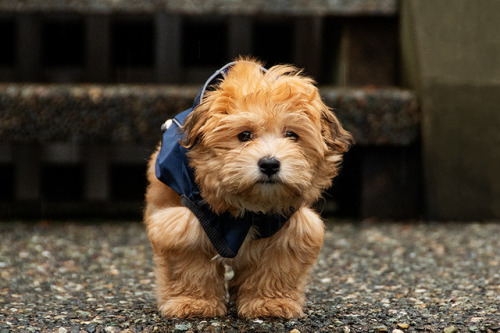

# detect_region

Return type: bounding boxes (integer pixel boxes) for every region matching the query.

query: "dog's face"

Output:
[182,60,352,216]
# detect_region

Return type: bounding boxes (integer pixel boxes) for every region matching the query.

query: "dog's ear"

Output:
[180,105,210,148]
[287,72,353,155]
[320,107,353,154]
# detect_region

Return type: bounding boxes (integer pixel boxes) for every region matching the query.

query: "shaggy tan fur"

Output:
[144,58,352,319]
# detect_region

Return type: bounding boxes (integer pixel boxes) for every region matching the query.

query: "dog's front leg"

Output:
[146,207,227,318]
[230,207,324,319]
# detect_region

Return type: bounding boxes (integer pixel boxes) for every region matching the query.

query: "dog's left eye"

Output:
[238,131,253,142]
[285,131,299,141]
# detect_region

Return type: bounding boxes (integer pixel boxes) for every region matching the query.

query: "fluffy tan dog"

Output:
[144,58,352,319]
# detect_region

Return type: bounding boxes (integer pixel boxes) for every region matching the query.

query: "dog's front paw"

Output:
[237,297,304,319]
[158,296,226,318]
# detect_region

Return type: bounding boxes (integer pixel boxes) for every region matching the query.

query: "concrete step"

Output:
[0,0,397,15]
[0,84,419,220]
[0,84,418,146]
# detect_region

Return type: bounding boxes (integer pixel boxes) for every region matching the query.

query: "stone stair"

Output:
[0,0,421,219]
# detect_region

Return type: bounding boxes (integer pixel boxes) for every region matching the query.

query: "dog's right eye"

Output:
[237,131,253,142]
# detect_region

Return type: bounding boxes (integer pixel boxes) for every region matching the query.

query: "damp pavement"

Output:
[1,219,499,333]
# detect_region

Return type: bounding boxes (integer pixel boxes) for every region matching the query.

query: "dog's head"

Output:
[182,58,352,216]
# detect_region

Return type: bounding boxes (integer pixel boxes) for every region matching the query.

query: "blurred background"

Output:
[0,0,498,221]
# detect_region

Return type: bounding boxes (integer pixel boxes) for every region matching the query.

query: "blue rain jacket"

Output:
[155,62,292,258]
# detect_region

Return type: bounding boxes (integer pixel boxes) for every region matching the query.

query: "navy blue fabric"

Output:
[155,108,198,201]
[181,195,290,258]
[154,62,292,258]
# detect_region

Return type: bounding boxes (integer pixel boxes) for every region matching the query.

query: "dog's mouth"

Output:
[256,177,282,185]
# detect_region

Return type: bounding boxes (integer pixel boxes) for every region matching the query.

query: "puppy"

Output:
[144,58,352,319]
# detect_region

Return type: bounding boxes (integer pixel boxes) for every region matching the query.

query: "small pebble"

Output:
[397,323,410,329]
[443,326,456,333]
[197,321,208,330]
[85,324,96,333]
[174,323,191,332]
[260,323,272,330]
[370,324,388,332]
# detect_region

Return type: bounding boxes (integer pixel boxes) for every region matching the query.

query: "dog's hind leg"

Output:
[145,207,227,318]
[230,207,324,319]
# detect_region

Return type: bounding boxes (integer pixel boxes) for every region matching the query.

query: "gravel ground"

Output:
[1,220,499,333]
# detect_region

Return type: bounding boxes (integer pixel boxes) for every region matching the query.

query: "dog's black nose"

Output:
[258,157,281,177]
